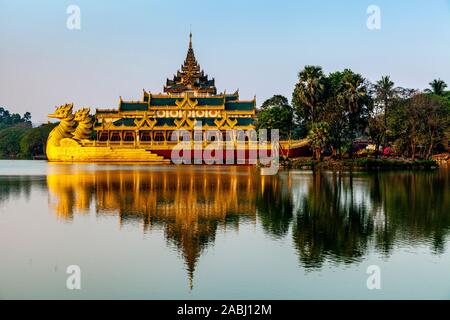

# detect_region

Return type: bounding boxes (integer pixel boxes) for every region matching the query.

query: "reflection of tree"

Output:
[256,174,293,238]
[292,170,450,269]
[0,176,42,204]
[293,172,373,269]
[370,170,450,254]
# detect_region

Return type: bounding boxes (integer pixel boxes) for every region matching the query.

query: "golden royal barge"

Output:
[46,34,310,163]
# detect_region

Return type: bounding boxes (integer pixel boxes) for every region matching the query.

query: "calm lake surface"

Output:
[0,160,449,299]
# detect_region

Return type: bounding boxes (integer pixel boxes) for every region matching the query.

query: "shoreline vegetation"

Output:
[281,157,441,171]
[0,107,56,160]
[1,66,449,170]
[258,67,449,169]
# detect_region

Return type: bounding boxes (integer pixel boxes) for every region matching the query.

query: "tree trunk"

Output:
[383,98,388,149]
[426,143,433,160]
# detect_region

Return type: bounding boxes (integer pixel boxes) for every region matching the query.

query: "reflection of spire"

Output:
[186,241,197,291]
[167,222,210,292]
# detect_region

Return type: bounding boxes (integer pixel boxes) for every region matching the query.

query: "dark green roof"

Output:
[225,94,239,102]
[225,101,255,111]
[120,102,148,111]
[150,98,178,106]
[113,118,136,126]
[237,118,255,126]
[235,118,255,126]
[196,97,224,106]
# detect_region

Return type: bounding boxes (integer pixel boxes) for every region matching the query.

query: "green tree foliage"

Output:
[0,107,55,159]
[317,71,351,156]
[425,79,448,96]
[0,127,29,158]
[390,93,449,160]
[293,68,372,157]
[293,67,448,159]
[256,95,295,139]
[307,122,330,160]
[0,107,32,129]
[19,124,57,158]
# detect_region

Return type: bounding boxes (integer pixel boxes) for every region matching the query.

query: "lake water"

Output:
[0,160,449,299]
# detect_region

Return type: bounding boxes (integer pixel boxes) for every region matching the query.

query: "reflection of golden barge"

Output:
[46,34,310,163]
[46,166,284,289]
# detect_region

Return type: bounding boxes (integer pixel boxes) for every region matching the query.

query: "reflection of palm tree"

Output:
[256,175,293,238]
[293,172,374,269]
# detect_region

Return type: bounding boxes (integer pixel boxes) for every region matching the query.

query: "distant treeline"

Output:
[0,107,56,159]
[256,68,450,160]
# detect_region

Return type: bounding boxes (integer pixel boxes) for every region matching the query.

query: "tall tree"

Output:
[320,71,349,157]
[426,79,448,96]
[338,70,372,157]
[372,76,398,149]
[292,66,325,128]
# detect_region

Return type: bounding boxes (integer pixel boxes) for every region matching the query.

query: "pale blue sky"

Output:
[1,0,450,123]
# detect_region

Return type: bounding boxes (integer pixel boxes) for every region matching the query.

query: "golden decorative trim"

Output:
[175,92,199,109]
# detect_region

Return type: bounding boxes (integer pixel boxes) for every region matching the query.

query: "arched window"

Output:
[110,132,121,142]
[98,131,108,141]
[154,131,165,142]
[140,132,152,142]
[123,131,135,142]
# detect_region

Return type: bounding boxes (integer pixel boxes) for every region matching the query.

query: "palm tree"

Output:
[425,79,448,96]
[292,66,325,126]
[341,71,371,123]
[373,76,397,149]
[339,71,372,157]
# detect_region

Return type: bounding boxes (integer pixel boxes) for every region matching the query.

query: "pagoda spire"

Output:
[163,33,217,95]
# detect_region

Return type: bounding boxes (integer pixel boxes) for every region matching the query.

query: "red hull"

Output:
[151,144,312,164]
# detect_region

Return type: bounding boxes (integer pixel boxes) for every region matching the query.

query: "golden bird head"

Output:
[48,103,74,119]
[74,108,91,121]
